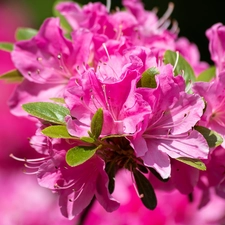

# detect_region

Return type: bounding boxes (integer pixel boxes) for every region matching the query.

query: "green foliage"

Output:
[0,42,13,52]
[101,134,127,140]
[133,169,157,210]
[105,162,116,194]
[66,145,100,167]
[80,137,95,143]
[91,108,104,139]
[22,102,70,124]
[49,98,66,104]
[196,66,216,82]
[176,157,206,170]
[0,70,23,83]
[195,125,223,147]
[53,0,73,33]
[164,50,196,85]
[16,28,38,41]
[140,67,159,88]
[42,125,73,138]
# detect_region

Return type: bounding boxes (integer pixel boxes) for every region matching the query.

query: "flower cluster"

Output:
[2,0,225,223]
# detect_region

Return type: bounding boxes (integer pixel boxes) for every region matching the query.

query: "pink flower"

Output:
[0,171,74,225]
[130,64,209,178]
[9,17,93,116]
[65,52,150,137]
[17,133,119,220]
[85,170,225,225]
[150,159,200,195]
[196,146,225,208]
[56,2,108,33]
[206,23,225,73]
[193,74,225,147]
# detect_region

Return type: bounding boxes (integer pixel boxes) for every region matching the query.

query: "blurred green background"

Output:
[1,0,225,64]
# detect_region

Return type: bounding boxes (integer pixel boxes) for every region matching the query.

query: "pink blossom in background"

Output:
[206,23,225,74]
[193,74,225,147]
[0,3,75,225]
[0,3,36,169]
[86,170,225,225]
[0,171,74,225]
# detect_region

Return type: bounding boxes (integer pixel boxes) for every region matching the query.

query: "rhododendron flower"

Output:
[12,132,119,220]
[130,65,208,178]
[65,52,150,137]
[193,73,225,147]
[9,17,92,116]
[206,23,225,74]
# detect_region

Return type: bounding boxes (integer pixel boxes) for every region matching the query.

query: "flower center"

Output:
[97,137,139,171]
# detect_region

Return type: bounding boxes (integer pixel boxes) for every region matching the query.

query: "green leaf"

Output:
[42,125,73,138]
[0,42,13,52]
[176,157,206,171]
[105,162,116,194]
[49,98,65,104]
[22,102,70,125]
[140,67,159,88]
[53,1,72,33]
[16,28,38,41]
[66,145,100,167]
[195,125,223,148]
[0,70,23,83]
[164,50,196,85]
[91,108,104,139]
[101,134,127,140]
[133,169,157,210]
[80,136,95,143]
[196,66,216,82]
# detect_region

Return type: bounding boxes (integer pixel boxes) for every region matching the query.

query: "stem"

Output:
[76,197,96,225]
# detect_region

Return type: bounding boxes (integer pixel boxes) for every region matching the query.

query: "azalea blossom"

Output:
[129,64,209,179]
[193,73,225,147]
[11,130,119,220]
[206,23,225,74]
[65,50,150,137]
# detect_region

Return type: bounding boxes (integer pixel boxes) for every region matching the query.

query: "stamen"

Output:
[24,164,40,169]
[150,111,190,131]
[102,84,116,120]
[10,154,49,163]
[171,20,179,34]
[106,0,111,13]
[54,181,75,190]
[82,62,87,71]
[68,183,85,202]
[173,51,179,72]
[152,7,158,14]
[143,132,191,141]
[102,43,111,60]
[23,169,39,175]
[116,24,123,40]
[160,20,171,30]
[56,53,72,79]
[157,2,174,28]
